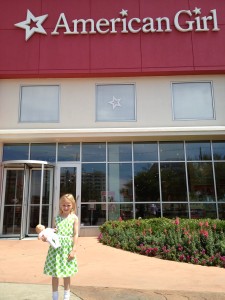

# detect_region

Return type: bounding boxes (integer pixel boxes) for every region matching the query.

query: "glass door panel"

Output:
[60,167,77,197]
[1,166,54,237]
[57,164,81,225]
[27,169,53,235]
[2,170,24,235]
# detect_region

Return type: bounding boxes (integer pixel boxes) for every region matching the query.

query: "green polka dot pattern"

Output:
[43,214,78,278]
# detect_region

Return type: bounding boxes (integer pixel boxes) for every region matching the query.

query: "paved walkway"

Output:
[1,237,225,299]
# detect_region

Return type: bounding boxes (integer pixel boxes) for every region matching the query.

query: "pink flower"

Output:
[200,229,209,238]
[175,217,180,225]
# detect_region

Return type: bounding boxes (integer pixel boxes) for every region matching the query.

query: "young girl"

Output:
[43,193,78,300]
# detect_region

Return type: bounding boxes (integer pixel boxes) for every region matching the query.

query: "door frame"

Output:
[54,163,81,228]
[0,160,54,238]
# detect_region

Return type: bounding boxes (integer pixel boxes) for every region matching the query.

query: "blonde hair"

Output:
[35,224,45,234]
[59,193,76,214]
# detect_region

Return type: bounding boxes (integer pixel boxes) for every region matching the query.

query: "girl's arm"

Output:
[68,215,78,260]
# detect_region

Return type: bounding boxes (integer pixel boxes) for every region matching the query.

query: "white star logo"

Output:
[120,9,128,17]
[192,7,201,15]
[15,9,48,41]
[108,96,122,110]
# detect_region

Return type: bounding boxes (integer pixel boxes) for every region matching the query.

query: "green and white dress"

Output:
[44,214,78,278]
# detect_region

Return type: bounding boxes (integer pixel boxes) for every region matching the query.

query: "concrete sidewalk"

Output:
[1,237,225,299]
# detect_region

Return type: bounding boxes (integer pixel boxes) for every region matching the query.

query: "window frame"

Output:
[19,85,60,123]
[171,81,215,121]
[95,83,137,122]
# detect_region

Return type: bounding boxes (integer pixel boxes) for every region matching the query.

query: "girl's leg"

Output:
[52,277,59,300]
[63,277,71,300]
[52,277,59,291]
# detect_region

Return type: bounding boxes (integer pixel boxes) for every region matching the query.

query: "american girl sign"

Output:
[1,1,224,78]
[15,7,219,41]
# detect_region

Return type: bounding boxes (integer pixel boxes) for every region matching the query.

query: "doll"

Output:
[36,224,60,249]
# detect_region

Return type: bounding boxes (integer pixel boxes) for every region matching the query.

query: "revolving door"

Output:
[0,160,54,239]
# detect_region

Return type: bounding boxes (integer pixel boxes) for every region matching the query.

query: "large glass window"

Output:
[19,85,60,123]
[172,82,214,120]
[3,140,225,224]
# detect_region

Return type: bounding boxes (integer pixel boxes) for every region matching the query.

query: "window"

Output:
[58,143,80,161]
[19,85,60,122]
[96,84,136,121]
[30,143,56,162]
[3,144,29,160]
[172,82,215,120]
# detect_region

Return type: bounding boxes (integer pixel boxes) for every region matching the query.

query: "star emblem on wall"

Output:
[192,7,201,15]
[108,96,122,110]
[120,9,128,17]
[15,9,48,41]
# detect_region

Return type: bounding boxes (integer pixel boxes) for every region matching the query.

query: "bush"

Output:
[98,217,225,268]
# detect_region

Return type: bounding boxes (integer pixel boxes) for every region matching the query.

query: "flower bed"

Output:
[98,217,225,267]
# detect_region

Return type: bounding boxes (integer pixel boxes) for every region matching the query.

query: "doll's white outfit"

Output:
[38,228,60,249]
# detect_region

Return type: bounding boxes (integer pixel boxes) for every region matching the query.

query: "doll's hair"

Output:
[59,193,77,214]
[35,224,45,234]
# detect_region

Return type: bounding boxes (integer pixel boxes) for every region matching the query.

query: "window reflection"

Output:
[159,142,184,161]
[133,142,158,161]
[108,203,133,221]
[187,162,215,202]
[108,163,133,202]
[190,203,216,219]
[30,144,56,162]
[163,203,188,218]
[58,143,80,161]
[134,163,159,202]
[108,143,132,162]
[82,143,106,162]
[212,141,225,160]
[161,163,187,202]
[82,163,106,202]
[81,204,106,226]
[135,203,161,219]
[218,203,225,220]
[186,141,212,161]
[3,144,29,161]
[3,140,225,225]
[214,162,225,202]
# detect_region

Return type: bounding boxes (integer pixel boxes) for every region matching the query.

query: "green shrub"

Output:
[98,217,225,268]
